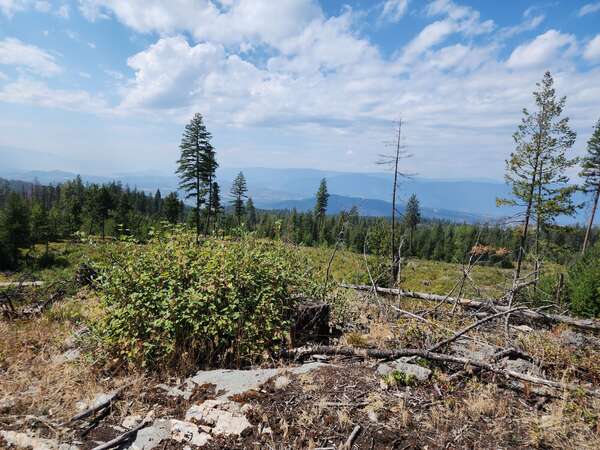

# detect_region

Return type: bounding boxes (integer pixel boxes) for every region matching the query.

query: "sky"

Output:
[0,0,600,178]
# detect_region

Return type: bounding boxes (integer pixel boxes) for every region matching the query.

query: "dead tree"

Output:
[377,119,412,287]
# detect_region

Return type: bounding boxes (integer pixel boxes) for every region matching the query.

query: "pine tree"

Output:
[580,119,600,254]
[164,192,181,224]
[246,197,257,230]
[1,192,30,268]
[210,181,222,232]
[313,178,329,222]
[176,113,218,242]
[30,201,50,254]
[230,172,248,225]
[153,189,162,216]
[497,71,577,279]
[403,193,421,252]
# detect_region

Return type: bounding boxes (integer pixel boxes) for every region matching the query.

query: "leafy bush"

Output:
[567,244,600,317]
[94,230,318,370]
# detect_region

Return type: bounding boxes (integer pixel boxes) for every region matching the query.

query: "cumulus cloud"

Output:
[578,2,600,17]
[506,30,576,69]
[0,38,61,76]
[0,78,107,112]
[0,0,70,17]
[380,0,409,23]
[78,0,322,49]
[584,35,600,62]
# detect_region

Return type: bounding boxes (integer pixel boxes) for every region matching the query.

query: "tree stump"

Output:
[292,299,330,346]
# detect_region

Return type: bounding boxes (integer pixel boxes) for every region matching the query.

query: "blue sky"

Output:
[1,0,600,178]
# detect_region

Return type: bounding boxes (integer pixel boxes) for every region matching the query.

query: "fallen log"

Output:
[284,345,600,398]
[341,283,600,332]
[0,281,45,288]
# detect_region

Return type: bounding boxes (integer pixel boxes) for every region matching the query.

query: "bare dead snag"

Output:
[341,283,600,332]
[284,345,599,397]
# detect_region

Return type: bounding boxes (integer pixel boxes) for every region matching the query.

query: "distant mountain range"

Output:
[263,194,487,223]
[0,166,589,224]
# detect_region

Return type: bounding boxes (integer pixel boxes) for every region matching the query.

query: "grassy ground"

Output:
[4,238,593,449]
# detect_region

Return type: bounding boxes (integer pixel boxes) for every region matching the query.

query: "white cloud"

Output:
[402,20,456,61]
[426,0,494,36]
[584,35,600,61]
[578,2,600,17]
[506,30,576,69]
[57,3,69,18]
[380,0,409,23]
[0,38,61,76]
[0,78,106,112]
[498,12,544,39]
[78,0,322,49]
[0,0,69,17]
[0,0,27,16]
[34,1,50,12]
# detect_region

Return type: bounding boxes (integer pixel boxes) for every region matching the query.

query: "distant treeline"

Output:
[1,175,594,270]
[247,208,595,267]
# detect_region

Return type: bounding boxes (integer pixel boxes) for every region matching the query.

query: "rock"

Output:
[122,415,143,429]
[156,380,196,400]
[451,337,496,361]
[186,399,252,437]
[129,420,170,450]
[129,419,210,450]
[188,363,326,400]
[0,396,16,413]
[377,358,432,382]
[52,349,81,364]
[559,330,586,348]
[170,420,211,447]
[273,375,290,389]
[0,430,79,450]
[500,358,542,377]
[292,299,330,346]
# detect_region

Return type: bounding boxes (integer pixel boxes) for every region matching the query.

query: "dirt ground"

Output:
[2,287,600,449]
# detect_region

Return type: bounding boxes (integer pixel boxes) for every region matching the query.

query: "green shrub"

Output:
[567,244,600,317]
[94,230,318,370]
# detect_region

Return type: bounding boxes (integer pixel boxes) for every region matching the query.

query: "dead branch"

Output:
[427,307,527,353]
[91,419,149,450]
[284,345,600,397]
[63,382,132,426]
[341,284,600,332]
[343,424,361,449]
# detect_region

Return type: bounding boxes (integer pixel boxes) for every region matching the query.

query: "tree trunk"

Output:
[390,121,401,286]
[515,152,540,281]
[582,187,600,254]
[205,177,213,235]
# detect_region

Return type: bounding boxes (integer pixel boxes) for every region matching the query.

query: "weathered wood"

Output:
[0,281,44,288]
[343,425,361,449]
[341,283,600,332]
[292,299,330,346]
[284,345,600,398]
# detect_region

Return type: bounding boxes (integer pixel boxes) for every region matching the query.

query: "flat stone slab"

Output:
[451,337,497,361]
[129,419,210,450]
[377,358,432,382]
[182,362,326,400]
[0,430,79,450]
[186,399,252,437]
